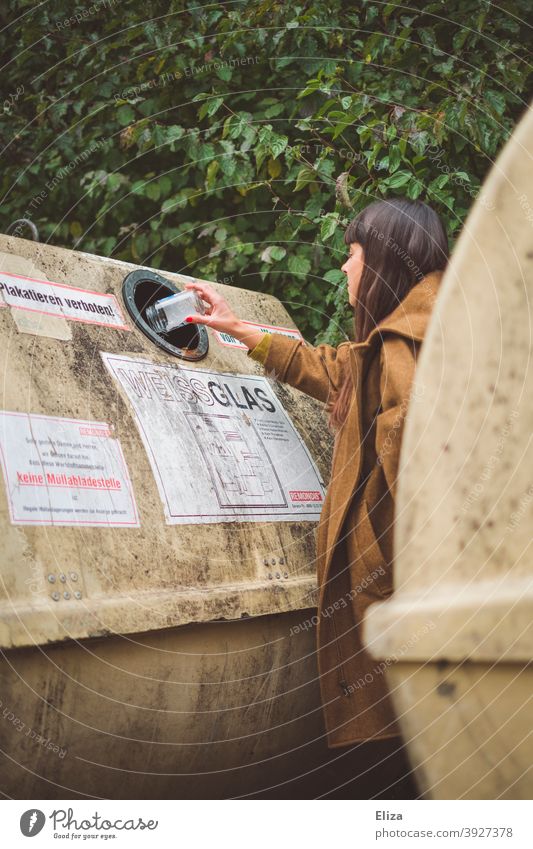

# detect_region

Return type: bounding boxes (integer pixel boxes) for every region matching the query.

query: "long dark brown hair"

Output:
[328,197,449,431]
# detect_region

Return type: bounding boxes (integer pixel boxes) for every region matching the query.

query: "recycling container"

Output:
[363,99,533,799]
[0,234,335,798]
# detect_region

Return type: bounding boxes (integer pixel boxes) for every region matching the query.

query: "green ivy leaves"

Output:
[3,0,530,343]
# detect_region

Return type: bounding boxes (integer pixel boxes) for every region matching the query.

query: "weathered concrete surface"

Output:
[0,237,334,797]
[363,100,533,799]
[0,612,331,799]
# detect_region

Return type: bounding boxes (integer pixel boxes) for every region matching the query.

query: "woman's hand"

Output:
[183,280,238,333]
[183,280,264,350]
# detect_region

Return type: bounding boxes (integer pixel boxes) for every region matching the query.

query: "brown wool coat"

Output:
[248,270,443,747]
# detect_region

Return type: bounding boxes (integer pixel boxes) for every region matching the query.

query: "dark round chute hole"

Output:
[122,269,208,361]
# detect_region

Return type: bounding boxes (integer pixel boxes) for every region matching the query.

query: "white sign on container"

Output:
[101,353,325,524]
[0,412,139,527]
[0,271,129,330]
[214,320,303,349]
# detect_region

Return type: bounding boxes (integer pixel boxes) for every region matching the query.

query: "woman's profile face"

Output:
[341,242,365,307]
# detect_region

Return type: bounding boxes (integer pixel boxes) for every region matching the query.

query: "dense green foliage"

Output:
[1,0,531,342]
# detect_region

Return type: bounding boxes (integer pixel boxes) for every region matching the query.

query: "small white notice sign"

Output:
[0,271,129,330]
[214,320,303,349]
[0,412,139,526]
[101,353,325,524]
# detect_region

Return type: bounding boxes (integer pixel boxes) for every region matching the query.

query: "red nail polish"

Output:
[185,316,193,323]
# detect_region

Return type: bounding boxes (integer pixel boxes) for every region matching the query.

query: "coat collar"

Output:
[352,269,444,351]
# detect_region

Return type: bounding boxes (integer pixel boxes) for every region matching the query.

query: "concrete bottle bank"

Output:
[0,237,334,798]
[363,100,533,799]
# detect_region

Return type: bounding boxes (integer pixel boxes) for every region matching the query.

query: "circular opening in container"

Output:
[122,270,208,361]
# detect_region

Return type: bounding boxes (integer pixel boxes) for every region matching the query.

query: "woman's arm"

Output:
[375,335,421,499]
[184,280,351,404]
[248,332,352,404]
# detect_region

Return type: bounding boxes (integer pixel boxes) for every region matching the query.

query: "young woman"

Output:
[184,197,449,797]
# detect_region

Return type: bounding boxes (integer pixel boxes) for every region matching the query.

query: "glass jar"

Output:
[145,290,205,335]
